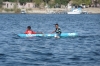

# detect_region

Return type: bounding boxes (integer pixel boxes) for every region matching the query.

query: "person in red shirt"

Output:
[24,26,36,34]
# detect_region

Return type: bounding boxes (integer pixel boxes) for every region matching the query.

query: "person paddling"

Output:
[52,24,62,38]
[25,26,36,34]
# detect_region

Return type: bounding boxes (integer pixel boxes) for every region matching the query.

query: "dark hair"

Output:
[55,23,59,26]
[27,26,31,29]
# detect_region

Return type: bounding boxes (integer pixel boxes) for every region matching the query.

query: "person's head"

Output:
[27,26,31,30]
[55,24,59,28]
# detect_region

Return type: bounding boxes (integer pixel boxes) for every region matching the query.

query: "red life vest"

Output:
[25,29,36,34]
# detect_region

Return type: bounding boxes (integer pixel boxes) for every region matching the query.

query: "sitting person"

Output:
[52,24,62,38]
[24,26,36,34]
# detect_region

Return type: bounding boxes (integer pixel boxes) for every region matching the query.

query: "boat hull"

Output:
[67,12,81,14]
[18,33,77,37]
[67,8,82,14]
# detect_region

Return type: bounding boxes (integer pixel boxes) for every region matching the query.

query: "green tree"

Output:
[33,0,43,7]
[19,0,27,5]
[71,0,82,5]
[43,0,50,4]
[55,0,61,5]
[4,0,32,2]
[0,0,3,8]
[9,0,15,2]
[60,0,70,5]
[98,0,100,4]
[82,0,91,5]
[72,0,91,5]
[55,0,70,5]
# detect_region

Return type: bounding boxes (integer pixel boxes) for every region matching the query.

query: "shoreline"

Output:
[0,8,100,14]
[82,8,100,14]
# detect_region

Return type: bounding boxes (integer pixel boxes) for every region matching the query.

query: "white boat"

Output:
[67,8,82,14]
[20,9,26,14]
[21,11,26,14]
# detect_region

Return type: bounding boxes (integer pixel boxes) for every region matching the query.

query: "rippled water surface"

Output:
[0,14,100,66]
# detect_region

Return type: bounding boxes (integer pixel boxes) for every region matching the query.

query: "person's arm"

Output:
[32,31,36,34]
[36,32,43,34]
[52,30,55,33]
[24,30,28,34]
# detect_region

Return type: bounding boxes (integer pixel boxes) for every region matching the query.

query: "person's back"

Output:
[25,26,36,34]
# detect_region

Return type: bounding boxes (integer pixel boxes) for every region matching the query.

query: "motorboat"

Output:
[67,8,82,14]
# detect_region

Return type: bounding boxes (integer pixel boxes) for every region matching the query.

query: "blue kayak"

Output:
[18,33,77,37]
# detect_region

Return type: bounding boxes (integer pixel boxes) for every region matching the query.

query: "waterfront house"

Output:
[3,1,35,9]
[18,2,35,9]
[3,2,15,9]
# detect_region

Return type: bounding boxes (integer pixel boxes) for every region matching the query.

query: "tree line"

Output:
[0,0,71,8]
[0,0,100,8]
[72,0,100,7]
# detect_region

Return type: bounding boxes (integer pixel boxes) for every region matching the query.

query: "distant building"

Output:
[18,2,35,9]
[2,1,35,9]
[91,0,100,7]
[3,2,15,9]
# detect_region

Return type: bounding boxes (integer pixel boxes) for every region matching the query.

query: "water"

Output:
[0,14,100,66]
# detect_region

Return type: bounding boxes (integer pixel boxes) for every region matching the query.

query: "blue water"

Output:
[0,14,100,66]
